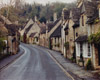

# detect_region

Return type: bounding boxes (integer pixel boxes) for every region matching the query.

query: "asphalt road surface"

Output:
[0,43,72,80]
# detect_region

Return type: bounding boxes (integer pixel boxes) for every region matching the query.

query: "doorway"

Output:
[97,45,100,65]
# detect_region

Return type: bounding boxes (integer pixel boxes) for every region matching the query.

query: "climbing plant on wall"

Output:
[88,31,100,45]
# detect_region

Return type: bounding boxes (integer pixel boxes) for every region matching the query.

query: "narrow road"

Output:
[0,43,72,80]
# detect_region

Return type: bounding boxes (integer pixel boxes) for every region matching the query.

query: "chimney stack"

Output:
[53,13,57,22]
[34,16,38,22]
[62,8,69,20]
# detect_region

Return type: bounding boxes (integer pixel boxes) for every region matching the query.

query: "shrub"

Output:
[86,59,93,70]
[88,32,100,45]
[70,57,75,63]
[0,38,6,53]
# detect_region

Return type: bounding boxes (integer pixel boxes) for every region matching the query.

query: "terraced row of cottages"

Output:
[40,0,100,69]
[61,0,100,69]
[0,14,20,56]
[20,0,100,69]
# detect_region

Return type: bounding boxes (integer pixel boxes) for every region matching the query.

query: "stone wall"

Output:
[65,19,74,59]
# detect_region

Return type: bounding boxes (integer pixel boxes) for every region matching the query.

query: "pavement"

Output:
[0,45,25,71]
[38,46,100,80]
[0,43,72,80]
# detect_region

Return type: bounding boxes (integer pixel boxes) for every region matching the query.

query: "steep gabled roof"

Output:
[75,35,88,42]
[23,19,34,30]
[47,22,54,32]
[86,1,99,24]
[71,8,81,23]
[47,18,61,32]
[5,24,19,36]
[0,14,12,24]
[40,27,46,34]
[29,32,37,37]
[50,24,61,37]
[80,1,97,17]
[25,24,33,34]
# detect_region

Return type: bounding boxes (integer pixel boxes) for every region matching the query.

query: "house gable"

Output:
[48,19,62,38]
[20,19,34,36]
[27,22,41,37]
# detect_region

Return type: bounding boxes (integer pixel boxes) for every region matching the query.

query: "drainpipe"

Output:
[73,27,76,62]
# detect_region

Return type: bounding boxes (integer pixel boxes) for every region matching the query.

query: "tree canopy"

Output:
[0,2,76,25]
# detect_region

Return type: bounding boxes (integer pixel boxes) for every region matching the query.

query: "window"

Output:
[76,33,78,37]
[88,44,91,56]
[82,16,84,26]
[36,37,38,42]
[55,38,56,43]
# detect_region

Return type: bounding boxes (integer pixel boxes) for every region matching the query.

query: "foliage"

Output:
[70,57,75,63]
[0,2,76,25]
[94,18,99,24]
[39,17,46,23]
[64,42,69,49]
[86,59,93,70]
[0,38,6,53]
[88,32,100,45]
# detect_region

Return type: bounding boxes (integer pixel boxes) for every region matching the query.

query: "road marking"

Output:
[48,50,75,80]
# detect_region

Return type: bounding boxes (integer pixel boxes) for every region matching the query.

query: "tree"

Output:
[39,17,46,23]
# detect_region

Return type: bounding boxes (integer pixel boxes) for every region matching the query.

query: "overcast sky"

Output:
[0,0,76,6]
[25,0,76,4]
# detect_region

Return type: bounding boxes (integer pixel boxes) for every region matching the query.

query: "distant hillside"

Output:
[0,2,76,25]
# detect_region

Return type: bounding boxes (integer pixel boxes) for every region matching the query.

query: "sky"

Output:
[25,0,76,5]
[0,0,76,6]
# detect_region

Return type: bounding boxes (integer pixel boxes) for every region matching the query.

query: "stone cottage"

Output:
[74,0,97,67]
[50,24,62,52]
[61,8,70,57]
[47,18,62,50]
[86,1,100,69]
[0,14,20,55]
[39,24,48,47]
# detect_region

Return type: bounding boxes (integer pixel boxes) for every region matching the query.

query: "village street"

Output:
[0,43,72,80]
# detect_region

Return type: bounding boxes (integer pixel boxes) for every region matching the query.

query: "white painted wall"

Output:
[76,42,92,58]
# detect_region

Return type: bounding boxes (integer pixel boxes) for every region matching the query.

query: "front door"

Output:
[98,45,100,65]
[49,38,53,50]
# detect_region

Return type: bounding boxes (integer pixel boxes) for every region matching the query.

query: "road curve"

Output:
[0,43,72,80]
